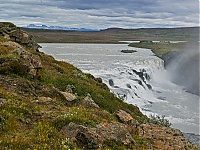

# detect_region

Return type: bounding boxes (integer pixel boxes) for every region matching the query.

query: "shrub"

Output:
[0,59,29,76]
[149,114,171,127]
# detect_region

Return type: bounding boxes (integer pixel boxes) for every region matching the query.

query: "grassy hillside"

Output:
[0,51,146,149]
[0,22,198,149]
[0,23,148,149]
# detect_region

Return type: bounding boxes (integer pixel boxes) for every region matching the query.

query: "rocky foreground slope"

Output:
[0,22,199,149]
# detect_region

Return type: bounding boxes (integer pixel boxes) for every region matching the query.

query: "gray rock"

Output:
[82,93,100,108]
[121,50,137,53]
[62,122,135,149]
[65,84,76,94]
[108,79,114,86]
[60,91,77,102]
[13,48,42,77]
[0,25,41,51]
[115,110,138,125]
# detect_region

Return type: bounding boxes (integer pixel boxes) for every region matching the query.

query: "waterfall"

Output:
[40,43,199,135]
[166,43,199,96]
[96,58,166,110]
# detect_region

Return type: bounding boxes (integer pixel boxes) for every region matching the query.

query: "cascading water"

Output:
[39,43,199,136]
[166,43,199,96]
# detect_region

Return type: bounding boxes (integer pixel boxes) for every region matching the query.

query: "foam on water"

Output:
[40,43,199,135]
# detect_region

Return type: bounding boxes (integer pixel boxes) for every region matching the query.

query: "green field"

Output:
[22,27,199,59]
[22,27,199,44]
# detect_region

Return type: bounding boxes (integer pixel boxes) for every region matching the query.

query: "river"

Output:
[39,43,199,136]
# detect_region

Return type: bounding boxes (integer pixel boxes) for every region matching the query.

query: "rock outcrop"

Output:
[81,93,100,108]
[61,109,199,150]
[121,49,137,53]
[0,26,42,78]
[62,122,135,149]
[0,22,41,51]
[2,41,25,50]
[0,23,43,78]
[60,91,77,102]
[137,123,196,150]
[13,48,42,77]
[115,109,139,125]
[0,48,42,78]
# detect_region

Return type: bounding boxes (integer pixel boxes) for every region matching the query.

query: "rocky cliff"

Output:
[0,22,41,51]
[0,22,199,150]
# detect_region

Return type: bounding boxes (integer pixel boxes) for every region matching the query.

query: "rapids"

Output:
[40,43,199,135]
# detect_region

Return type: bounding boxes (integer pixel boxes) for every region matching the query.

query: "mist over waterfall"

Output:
[40,43,199,135]
[166,43,199,96]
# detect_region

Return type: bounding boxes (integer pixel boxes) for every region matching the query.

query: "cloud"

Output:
[0,0,199,29]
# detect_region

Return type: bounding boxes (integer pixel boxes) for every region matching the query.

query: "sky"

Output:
[0,0,199,29]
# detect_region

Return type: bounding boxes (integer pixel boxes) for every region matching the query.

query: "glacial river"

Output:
[40,43,199,135]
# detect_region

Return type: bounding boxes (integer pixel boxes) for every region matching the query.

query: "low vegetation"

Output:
[0,22,198,149]
[22,27,199,43]
[0,23,148,149]
[128,41,185,58]
[149,114,172,127]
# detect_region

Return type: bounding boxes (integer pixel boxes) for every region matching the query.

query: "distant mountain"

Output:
[25,24,99,31]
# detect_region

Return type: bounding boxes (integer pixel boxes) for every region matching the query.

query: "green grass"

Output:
[22,27,199,44]
[1,23,198,149]
[128,42,185,59]
[0,32,148,149]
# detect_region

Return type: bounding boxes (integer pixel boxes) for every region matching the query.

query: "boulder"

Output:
[60,91,77,102]
[96,122,135,145]
[108,79,114,86]
[82,93,100,108]
[13,48,42,77]
[121,50,137,53]
[10,28,23,43]
[65,84,76,94]
[62,122,100,149]
[115,110,139,125]
[62,122,135,149]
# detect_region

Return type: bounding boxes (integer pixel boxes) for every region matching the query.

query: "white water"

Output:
[40,43,199,134]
